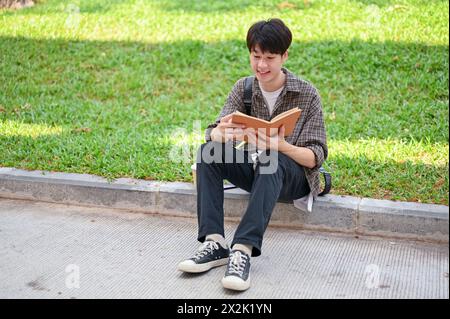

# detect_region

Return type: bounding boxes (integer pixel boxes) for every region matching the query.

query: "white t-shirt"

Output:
[260,85,284,116]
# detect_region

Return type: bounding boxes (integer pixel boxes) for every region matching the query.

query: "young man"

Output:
[178,18,327,291]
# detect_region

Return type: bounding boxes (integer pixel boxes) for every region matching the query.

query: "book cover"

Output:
[230,107,302,137]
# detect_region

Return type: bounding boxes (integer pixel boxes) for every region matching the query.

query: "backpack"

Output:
[225,76,331,199]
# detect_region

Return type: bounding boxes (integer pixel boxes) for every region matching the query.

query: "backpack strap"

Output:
[243,76,254,115]
[318,167,332,196]
[223,77,253,191]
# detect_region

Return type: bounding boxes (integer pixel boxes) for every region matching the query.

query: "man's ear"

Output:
[282,50,288,62]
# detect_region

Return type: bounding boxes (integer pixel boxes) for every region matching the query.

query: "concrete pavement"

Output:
[0,198,448,299]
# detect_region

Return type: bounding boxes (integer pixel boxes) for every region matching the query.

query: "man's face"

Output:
[250,45,288,85]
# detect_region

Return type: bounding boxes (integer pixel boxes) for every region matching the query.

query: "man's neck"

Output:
[259,70,286,92]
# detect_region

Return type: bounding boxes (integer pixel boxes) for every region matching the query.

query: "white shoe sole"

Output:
[222,275,251,291]
[178,258,228,273]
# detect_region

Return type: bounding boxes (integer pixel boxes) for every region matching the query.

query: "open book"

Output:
[230,107,302,137]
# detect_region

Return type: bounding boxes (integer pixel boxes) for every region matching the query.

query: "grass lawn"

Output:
[0,0,448,204]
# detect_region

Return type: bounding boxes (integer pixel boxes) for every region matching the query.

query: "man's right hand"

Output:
[210,114,246,143]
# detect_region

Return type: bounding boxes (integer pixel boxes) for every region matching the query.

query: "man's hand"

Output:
[246,126,316,168]
[210,114,247,143]
[246,125,288,151]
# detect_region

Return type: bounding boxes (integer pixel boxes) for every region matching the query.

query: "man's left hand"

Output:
[246,125,288,151]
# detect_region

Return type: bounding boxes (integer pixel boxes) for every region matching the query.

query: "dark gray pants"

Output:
[196,141,310,257]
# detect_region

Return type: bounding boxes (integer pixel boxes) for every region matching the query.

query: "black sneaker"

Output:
[178,240,230,273]
[221,250,251,291]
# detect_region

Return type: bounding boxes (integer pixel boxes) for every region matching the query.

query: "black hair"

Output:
[246,18,292,55]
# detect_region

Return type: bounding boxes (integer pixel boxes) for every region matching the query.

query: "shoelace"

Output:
[228,251,248,276]
[194,241,219,260]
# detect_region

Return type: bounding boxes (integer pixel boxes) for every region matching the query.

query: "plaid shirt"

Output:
[205,68,328,197]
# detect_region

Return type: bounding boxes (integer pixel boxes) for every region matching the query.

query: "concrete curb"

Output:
[0,167,448,242]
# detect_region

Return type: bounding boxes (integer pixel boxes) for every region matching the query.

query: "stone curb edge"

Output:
[0,167,448,242]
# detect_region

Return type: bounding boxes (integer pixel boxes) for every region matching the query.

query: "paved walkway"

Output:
[0,198,447,299]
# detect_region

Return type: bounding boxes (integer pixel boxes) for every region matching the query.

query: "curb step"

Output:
[0,167,448,243]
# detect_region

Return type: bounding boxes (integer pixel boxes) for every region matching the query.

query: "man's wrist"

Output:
[277,140,291,152]
[210,128,224,143]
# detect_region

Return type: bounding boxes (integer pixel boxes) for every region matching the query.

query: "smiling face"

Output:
[250,45,288,90]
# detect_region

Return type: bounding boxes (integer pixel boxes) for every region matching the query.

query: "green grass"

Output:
[0,0,448,204]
